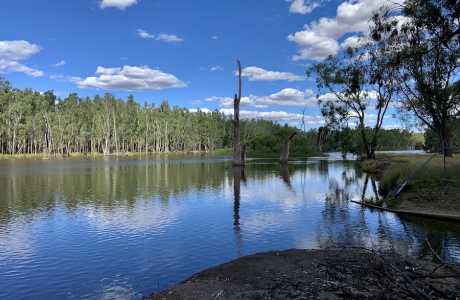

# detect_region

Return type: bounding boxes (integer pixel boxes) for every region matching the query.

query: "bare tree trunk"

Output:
[233,60,243,166]
[280,132,297,164]
[112,108,118,154]
[241,144,246,165]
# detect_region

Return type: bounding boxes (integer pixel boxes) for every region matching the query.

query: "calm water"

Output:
[0,154,459,300]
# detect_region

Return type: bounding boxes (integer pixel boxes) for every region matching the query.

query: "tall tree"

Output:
[310,44,395,159]
[372,1,460,166]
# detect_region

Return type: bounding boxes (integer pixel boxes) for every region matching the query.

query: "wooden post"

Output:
[280,132,297,164]
[233,60,243,166]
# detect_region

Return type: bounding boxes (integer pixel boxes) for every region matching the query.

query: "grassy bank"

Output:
[361,154,460,216]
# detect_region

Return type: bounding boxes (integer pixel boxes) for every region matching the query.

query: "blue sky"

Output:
[0,0,404,129]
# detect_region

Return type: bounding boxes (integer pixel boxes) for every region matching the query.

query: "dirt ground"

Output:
[397,186,460,217]
[145,249,460,300]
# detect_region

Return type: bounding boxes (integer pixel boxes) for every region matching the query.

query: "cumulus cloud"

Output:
[189,108,212,113]
[0,40,40,61]
[219,108,324,125]
[240,66,304,82]
[100,0,138,9]
[289,0,323,15]
[0,60,44,77]
[77,65,186,91]
[206,88,317,108]
[288,0,403,61]
[0,40,43,77]
[189,106,323,125]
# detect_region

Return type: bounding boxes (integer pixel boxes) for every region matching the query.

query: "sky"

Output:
[0,0,405,129]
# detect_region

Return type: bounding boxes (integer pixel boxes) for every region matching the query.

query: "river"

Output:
[0,154,459,299]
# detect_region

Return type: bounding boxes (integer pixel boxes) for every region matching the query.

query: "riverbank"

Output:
[0,149,234,160]
[360,154,460,219]
[146,248,460,299]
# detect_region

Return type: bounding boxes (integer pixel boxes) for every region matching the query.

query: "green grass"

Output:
[378,154,460,197]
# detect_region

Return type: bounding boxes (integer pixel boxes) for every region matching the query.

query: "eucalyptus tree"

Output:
[371,1,460,166]
[310,41,397,159]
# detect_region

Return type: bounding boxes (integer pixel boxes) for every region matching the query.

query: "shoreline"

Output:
[0,150,231,160]
[359,154,460,219]
[146,248,460,299]
[350,200,460,222]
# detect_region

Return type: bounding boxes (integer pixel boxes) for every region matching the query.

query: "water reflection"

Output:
[0,156,459,300]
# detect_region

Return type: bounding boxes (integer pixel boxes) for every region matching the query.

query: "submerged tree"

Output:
[279,132,297,164]
[233,60,244,166]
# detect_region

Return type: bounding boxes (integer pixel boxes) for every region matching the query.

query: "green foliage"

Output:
[0,80,320,157]
[371,1,460,159]
[320,127,421,157]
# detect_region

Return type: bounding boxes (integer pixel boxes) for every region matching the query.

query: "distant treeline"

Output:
[0,79,421,156]
[317,127,424,155]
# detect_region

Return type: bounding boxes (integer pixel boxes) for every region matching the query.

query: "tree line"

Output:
[0,77,420,156]
[0,79,228,155]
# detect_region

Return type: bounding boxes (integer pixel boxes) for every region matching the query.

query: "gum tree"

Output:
[310,42,397,159]
[371,1,460,167]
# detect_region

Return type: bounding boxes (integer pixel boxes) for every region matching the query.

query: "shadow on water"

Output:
[0,156,459,299]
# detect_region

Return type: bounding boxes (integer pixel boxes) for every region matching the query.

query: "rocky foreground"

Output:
[146,248,460,300]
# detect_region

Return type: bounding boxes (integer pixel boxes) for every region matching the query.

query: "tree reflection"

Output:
[360,174,380,203]
[232,166,245,230]
[279,164,292,190]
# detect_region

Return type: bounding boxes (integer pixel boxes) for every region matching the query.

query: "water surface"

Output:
[0,155,459,299]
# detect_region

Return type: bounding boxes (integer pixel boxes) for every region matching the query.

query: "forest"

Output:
[3,0,460,159]
[0,77,421,157]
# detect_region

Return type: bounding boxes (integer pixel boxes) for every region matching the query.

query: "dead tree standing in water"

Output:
[280,132,297,164]
[233,60,244,166]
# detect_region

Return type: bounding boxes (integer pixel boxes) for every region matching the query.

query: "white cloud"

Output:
[210,66,224,72]
[77,65,186,91]
[211,36,219,40]
[136,30,183,43]
[0,40,43,77]
[189,106,324,125]
[189,108,212,113]
[53,60,66,67]
[156,33,183,43]
[240,66,304,82]
[0,40,40,61]
[289,0,322,15]
[219,108,324,125]
[100,0,138,9]
[137,29,154,39]
[0,60,44,77]
[288,0,403,61]
[206,88,317,108]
